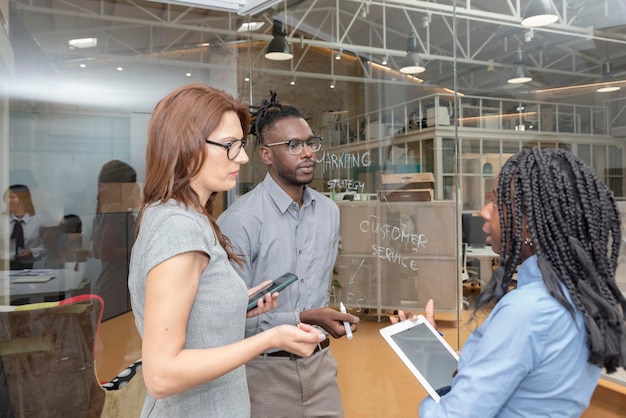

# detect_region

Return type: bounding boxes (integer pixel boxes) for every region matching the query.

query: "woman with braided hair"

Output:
[417,146,626,417]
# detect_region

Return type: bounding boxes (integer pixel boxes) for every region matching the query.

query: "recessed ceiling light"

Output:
[68,38,97,49]
[237,22,265,32]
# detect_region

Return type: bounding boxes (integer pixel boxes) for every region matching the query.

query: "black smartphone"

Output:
[246,272,298,311]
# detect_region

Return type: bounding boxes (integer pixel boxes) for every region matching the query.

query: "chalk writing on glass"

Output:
[349,259,366,285]
[345,291,368,315]
[327,178,366,193]
[334,287,369,318]
[334,258,372,319]
[359,215,428,249]
[317,151,372,174]
[359,214,430,272]
[371,246,419,270]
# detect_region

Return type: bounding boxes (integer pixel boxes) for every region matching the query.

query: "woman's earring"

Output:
[524,225,533,246]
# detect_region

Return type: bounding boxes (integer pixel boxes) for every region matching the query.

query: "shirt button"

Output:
[300,279,304,283]
[298,250,302,254]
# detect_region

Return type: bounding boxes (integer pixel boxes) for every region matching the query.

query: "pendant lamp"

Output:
[521,0,559,27]
[507,50,532,84]
[265,20,292,61]
[399,34,425,75]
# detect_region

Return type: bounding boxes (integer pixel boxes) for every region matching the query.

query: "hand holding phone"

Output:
[247,272,298,311]
[246,281,273,311]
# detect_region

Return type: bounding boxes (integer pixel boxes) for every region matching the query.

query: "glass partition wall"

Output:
[2,0,625,388]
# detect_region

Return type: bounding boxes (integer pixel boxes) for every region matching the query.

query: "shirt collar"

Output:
[10,213,31,223]
[263,172,316,214]
[516,255,542,288]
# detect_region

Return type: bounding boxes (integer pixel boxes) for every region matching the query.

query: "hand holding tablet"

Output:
[380,314,459,402]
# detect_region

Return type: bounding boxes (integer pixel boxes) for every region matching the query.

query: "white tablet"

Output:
[379,315,459,402]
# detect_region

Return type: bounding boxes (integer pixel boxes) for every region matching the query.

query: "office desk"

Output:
[0,266,87,304]
[466,246,498,283]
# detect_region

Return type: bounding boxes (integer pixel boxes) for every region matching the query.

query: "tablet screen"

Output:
[389,322,458,393]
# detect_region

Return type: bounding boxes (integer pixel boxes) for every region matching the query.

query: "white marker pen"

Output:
[339,302,353,340]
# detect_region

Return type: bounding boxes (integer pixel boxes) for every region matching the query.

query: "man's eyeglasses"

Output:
[205,138,248,160]
[262,136,323,155]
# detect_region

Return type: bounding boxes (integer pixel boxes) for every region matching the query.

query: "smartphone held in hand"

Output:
[247,272,298,311]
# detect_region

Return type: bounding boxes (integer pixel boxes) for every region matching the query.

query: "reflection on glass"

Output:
[442,138,455,174]
[462,176,482,211]
[92,160,140,321]
[502,141,521,156]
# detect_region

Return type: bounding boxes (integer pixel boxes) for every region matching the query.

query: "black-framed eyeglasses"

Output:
[205,138,248,160]
[262,136,323,155]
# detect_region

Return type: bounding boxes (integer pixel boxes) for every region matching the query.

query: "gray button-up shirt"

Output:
[217,173,340,338]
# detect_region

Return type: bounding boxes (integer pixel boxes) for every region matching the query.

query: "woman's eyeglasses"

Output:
[205,138,248,160]
[262,136,323,155]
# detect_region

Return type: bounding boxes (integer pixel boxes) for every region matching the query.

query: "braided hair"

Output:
[249,90,308,147]
[475,147,626,372]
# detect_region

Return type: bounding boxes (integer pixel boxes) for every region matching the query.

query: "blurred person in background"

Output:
[2,184,48,270]
[92,160,141,321]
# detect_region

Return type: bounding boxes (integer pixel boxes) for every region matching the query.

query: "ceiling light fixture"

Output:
[237,21,265,32]
[330,80,336,89]
[596,62,621,93]
[382,55,388,65]
[68,37,97,49]
[442,87,464,97]
[265,19,292,60]
[507,49,532,84]
[335,50,342,60]
[399,33,425,75]
[521,0,559,27]
[360,3,369,18]
[290,78,296,86]
[238,0,283,16]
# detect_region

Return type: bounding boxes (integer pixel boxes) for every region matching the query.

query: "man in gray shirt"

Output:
[218,91,358,417]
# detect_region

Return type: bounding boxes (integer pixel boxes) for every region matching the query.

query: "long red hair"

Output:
[139,83,249,265]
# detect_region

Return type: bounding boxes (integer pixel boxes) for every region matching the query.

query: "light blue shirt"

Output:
[419,255,601,418]
[217,173,340,339]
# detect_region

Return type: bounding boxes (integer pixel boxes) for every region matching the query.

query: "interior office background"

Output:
[1,0,626,405]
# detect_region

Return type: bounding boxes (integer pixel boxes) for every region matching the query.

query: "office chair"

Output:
[461,243,481,310]
[0,294,145,418]
[462,243,481,288]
